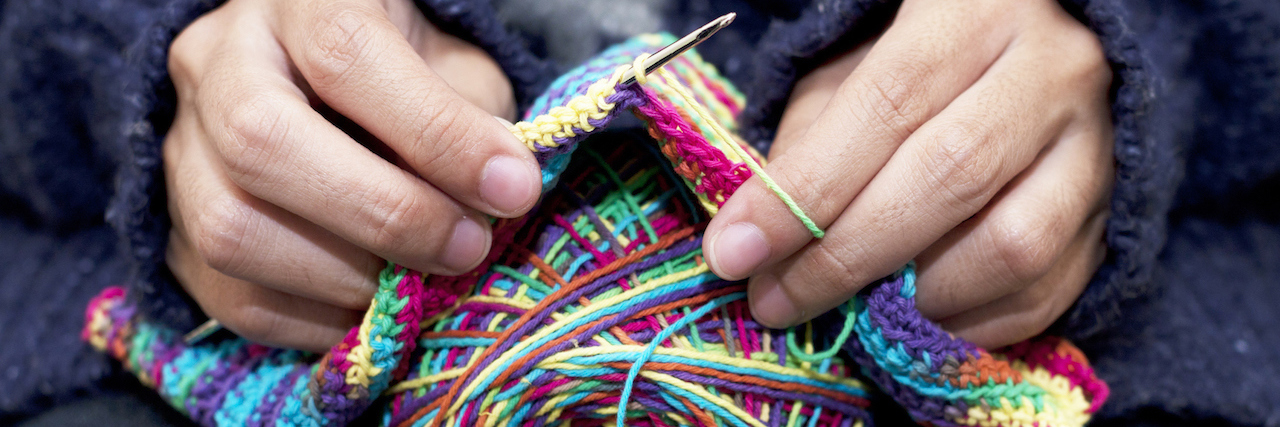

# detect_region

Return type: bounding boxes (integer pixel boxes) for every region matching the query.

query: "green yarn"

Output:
[586,148,660,244]
[786,300,857,364]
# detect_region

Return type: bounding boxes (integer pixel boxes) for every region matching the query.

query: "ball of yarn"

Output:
[384,136,870,427]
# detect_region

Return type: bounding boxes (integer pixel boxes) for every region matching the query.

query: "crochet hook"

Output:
[184,317,222,344]
[620,12,736,86]
[182,13,738,347]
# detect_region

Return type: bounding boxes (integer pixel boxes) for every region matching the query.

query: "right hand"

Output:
[163,0,540,352]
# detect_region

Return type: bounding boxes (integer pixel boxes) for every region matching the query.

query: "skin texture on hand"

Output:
[163,0,537,352]
[704,0,1114,349]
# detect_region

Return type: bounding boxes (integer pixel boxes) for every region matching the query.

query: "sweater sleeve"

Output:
[1052,0,1182,339]
[735,0,1177,340]
[0,0,220,417]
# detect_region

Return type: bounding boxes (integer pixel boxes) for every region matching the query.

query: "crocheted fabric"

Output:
[83,34,1107,427]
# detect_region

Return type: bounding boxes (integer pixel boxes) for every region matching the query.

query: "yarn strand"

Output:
[647,66,825,239]
[617,292,746,427]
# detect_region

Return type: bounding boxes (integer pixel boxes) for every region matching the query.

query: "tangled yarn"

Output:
[83,34,1106,426]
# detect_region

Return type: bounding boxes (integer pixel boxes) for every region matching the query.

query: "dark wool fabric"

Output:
[1,0,1277,425]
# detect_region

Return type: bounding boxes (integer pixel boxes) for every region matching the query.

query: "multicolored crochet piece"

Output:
[83,34,1107,427]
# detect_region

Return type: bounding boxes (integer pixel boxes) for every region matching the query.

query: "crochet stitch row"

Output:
[84,33,1106,427]
[510,34,752,211]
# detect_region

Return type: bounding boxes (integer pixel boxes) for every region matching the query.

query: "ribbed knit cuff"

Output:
[106,0,226,332]
[1054,0,1181,340]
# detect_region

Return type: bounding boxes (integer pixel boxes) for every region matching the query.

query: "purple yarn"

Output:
[492,278,732,384]
[536,222,564,256]
[626,327,728,344]
[863,273,977,368]
[580,204,626,257]
[255,367,307,426]
[659,369,870,419]
[770,322,788,427]
[440,235,700,407]
[530,85,646,165]
[839,272,967,425]
[188,344,255,424]
[456,302,526,317]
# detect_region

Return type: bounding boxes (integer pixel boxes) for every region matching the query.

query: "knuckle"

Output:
[360,184,427,256]
[772,162,837,218]
[1077,44,1112,91]
[918,125,1001,211]
[851,56,932,138]
[989,215,1057,284]
[168,16,216,86]
[191,196,254,274]
[168,35,199,85]
[406,98,484,172]
[161,120,188,170]
[806,239,869,298]
[301,4,382,88]
[412,115,470,172]
[216,88,289,180]
[433,41,516,118]
[1056,24,1112,91]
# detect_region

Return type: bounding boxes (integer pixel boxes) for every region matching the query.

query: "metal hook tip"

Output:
[621,12,737,85]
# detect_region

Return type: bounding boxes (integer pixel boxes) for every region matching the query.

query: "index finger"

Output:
[705,0,1019,283]
[273,0,540,217]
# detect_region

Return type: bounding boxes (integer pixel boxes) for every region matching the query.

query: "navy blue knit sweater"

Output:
[2,0,1278,425]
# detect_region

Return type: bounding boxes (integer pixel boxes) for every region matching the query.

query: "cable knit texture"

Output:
[3,0,1280,424]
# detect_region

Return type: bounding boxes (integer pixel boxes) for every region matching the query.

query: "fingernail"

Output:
[480,155,539,215]
[750,275,803,328]
[708,222,770,279]
[494,116,516,128]
[442,217,487,272]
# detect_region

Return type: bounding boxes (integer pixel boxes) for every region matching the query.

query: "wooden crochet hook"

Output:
[183,13,737,346]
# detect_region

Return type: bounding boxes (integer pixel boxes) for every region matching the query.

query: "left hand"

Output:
[162,0,530,352]
[704,0,1114,348]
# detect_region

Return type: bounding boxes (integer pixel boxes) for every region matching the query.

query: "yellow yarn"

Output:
[509,68,628,151]
[345,303,383,386]
[953,361,1094,427]
[444,264,716,421]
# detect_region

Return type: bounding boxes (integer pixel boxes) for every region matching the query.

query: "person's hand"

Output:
[163,0,540,352]
[705,0,1113,348]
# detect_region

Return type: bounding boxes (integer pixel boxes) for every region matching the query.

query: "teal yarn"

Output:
[617,292,747,426]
